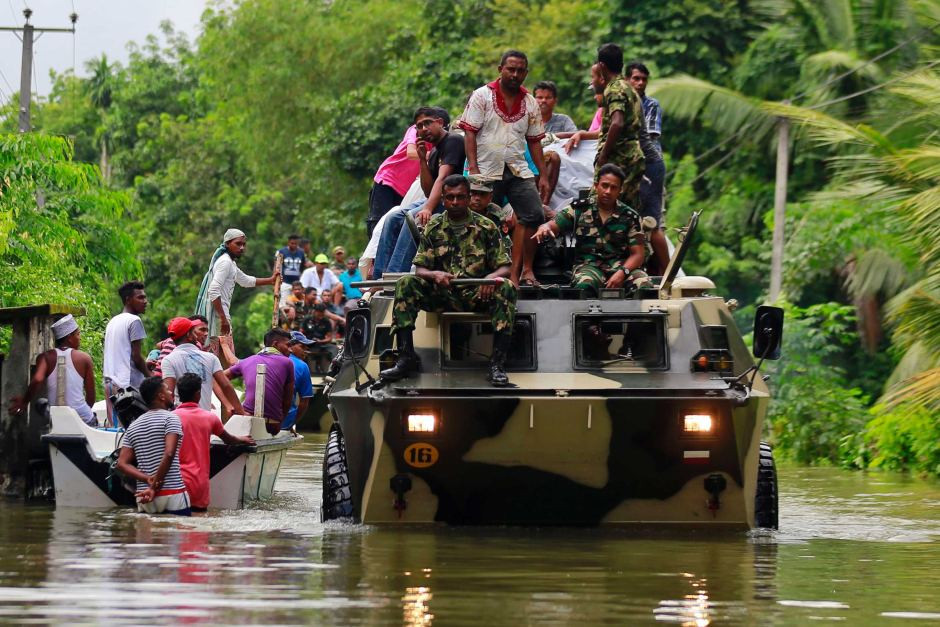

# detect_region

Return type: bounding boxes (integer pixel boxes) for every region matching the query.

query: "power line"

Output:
[0,66,14,94]
[791,26,936,103]
[807,58,940,110]
[32,43,39,98]
[671,28,937,183]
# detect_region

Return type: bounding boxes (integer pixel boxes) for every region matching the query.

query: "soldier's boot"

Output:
[487,331,512,387]
[380,328,419,381]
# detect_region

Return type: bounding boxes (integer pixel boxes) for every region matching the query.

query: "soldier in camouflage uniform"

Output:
[382,174,517,386]
[533,164,648,296]
[593,44,646,207]
[469,179,515,253]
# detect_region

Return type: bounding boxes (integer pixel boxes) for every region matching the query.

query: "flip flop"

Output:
[520,276,541,287]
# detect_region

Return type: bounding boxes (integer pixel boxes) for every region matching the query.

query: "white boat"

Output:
[42,406,301,509]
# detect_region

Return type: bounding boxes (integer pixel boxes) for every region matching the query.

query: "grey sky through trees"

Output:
[0,0,208,100]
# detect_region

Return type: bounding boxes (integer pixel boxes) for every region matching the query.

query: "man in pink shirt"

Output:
[173,372,254,511]
[367,125,421,237]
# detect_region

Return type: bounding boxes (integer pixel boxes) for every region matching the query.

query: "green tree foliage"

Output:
[0,134,141,375]
[766,302,871,466]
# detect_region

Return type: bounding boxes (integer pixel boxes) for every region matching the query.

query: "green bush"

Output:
[863,405,940,477]
[766,302,870,466]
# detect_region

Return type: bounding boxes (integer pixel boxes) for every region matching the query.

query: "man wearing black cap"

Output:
[8,314,96,426]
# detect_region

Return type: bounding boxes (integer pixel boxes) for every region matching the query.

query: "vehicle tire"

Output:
[321,423,354,522]
[754,441,779,529]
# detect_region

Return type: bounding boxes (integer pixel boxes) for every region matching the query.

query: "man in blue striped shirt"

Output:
[116,376,191,516]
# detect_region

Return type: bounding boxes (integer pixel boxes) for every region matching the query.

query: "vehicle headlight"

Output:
[407,413,437,433]
[683,414,713,433]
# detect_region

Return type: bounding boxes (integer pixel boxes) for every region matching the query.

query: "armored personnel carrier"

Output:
[321,212,783,528]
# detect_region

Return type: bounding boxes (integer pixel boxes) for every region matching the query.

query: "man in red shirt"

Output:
[174,372,254,511]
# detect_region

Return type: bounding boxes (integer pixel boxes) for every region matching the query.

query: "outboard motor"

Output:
[109,386,148,427]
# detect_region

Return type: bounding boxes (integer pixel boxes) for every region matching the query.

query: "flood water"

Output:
[1,437,938,625]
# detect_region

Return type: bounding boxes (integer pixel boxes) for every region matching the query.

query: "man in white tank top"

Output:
[8,315,96,426]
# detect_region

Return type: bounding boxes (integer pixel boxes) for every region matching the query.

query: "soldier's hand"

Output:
[478,277,502,301]
[503,212,517,232]
[605,269,627,289]
[432,271,454,287]
[532,224,555,243]
[416,207,433,226]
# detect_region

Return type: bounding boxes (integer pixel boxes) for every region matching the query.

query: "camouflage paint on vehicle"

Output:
[326,277,772,528]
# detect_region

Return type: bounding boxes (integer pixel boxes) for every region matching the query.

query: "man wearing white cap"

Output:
[8,315,96,426]
[194,229,279,364]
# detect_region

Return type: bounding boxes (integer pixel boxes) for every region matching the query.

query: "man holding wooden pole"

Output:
[194,228,279,367]
[271,253,284,328]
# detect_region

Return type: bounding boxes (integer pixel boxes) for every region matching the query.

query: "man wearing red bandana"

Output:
[460,50,548,287]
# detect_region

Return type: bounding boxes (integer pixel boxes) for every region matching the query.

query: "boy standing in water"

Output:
[116,376,191,516]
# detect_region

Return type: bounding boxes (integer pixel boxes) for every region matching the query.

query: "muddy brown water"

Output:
[1,437,938,625]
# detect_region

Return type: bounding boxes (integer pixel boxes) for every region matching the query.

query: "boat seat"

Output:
[217,414,277,442]
[49,406,122,460]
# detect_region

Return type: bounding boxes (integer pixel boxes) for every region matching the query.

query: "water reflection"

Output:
[653,574,712,626]
[403,585,434,626]
[0,440,938,624]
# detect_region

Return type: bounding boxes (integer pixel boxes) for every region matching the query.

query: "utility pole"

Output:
[1,8,77,132]
[768,114,790,302]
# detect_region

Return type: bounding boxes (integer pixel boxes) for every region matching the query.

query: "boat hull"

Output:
[42,407,300,509]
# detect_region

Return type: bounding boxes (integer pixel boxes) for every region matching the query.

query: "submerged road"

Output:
[0,436,938,625]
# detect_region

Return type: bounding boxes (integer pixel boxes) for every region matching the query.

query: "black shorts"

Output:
[492,168,544,227]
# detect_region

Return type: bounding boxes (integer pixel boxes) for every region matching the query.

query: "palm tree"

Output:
[85,55,115,182]
[767,70,940,410]
[648,0,932,344]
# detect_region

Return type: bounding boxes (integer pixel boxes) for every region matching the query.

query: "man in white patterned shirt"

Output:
[460,49,548,288]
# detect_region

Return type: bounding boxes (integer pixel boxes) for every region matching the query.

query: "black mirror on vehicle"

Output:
[753,305,784,360]
[346,308,371,359]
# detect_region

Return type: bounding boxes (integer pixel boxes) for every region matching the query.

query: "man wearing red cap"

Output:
[161,317,245,414]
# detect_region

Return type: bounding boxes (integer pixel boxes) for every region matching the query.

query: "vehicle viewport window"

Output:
[443,316,534,370]
[575,316,667,369]
[372,326,393,356]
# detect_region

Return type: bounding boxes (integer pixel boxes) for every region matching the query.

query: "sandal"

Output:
[520,276,542,287]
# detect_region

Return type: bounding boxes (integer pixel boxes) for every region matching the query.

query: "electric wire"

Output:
[71,0,76,79]
[0,66,14,95]
[670,28,938,186]
[31,39,38,99]
[790,25,937,102]
[806,58,940,110]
